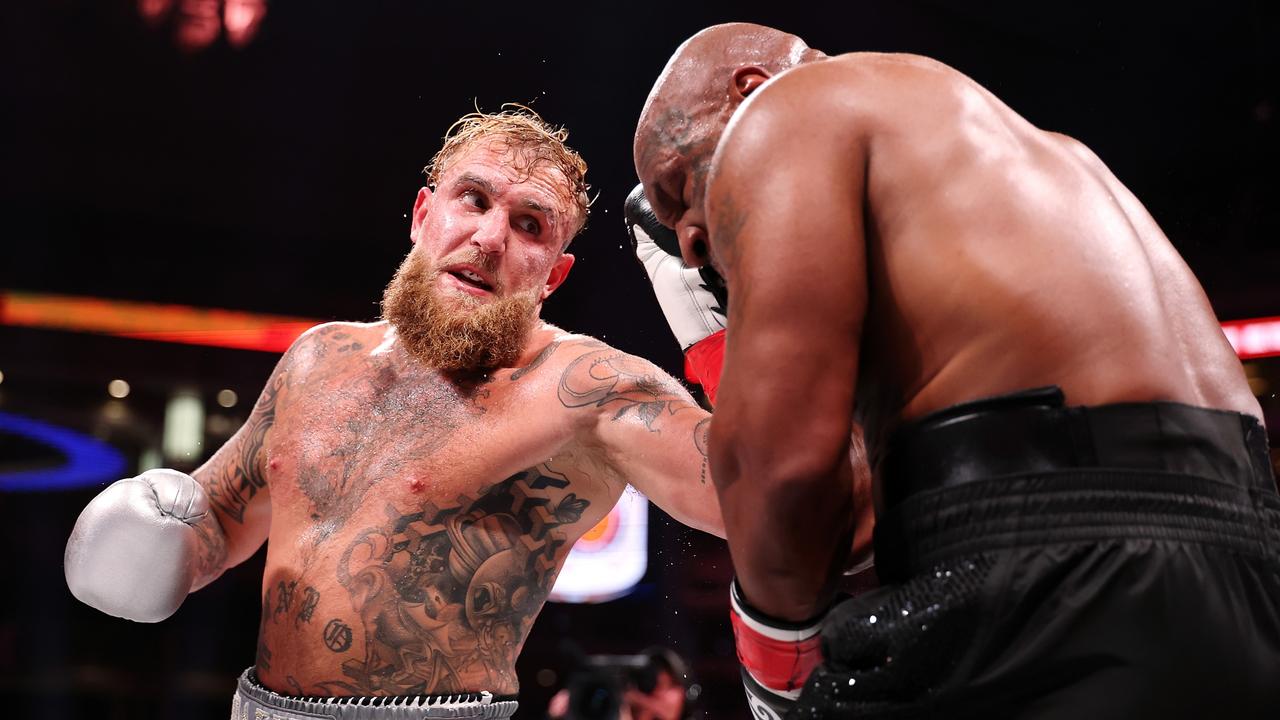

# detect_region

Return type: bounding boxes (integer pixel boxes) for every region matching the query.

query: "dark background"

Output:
[1,1,1277,718]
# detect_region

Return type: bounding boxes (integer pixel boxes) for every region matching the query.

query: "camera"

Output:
[562,648,691,720]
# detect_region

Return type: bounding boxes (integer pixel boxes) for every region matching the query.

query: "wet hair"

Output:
[425,105,591,240]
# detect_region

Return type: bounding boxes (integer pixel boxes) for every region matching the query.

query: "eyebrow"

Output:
[456,172,559,223]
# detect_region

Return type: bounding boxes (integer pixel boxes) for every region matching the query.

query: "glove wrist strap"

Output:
[729,577,824,699]
[683,329,726,406]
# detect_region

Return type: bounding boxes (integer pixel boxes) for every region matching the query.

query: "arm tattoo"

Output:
[192,518,229,583]
[207,368,284,523]
[694,417,711,485]
[304,466,589,696]
[557,349,699,430]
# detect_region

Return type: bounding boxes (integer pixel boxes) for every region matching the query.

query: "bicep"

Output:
[564,348,722,536]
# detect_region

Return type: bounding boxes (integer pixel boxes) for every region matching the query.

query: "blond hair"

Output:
[425,105,591,239]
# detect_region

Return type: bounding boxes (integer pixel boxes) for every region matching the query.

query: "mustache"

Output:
[436,249,500,285]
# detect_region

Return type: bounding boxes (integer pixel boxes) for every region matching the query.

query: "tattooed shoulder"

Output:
[557,346,698,431]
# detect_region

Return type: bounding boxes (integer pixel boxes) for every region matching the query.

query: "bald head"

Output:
[632,24,818,264]
[634,23,813,178]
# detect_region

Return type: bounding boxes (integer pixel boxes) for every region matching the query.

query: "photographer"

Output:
[547,647,693,720]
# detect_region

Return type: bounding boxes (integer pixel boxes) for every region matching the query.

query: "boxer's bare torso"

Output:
[711,53,1260,434]
[188,320,715,697]
[636,50,1263,619]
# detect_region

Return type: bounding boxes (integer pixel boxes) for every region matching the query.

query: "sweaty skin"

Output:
[181,142,720,697]
[638,48,1260,621]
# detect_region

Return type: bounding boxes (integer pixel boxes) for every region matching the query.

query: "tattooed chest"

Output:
[270,376,495,533]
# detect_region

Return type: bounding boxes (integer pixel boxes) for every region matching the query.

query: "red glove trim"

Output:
[683,329,726,406]
[729,579,823,699]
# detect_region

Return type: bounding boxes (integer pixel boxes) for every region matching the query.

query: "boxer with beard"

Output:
[64,108,723,720]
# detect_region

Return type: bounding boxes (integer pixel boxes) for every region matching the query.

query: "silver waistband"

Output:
[230,669,519,720]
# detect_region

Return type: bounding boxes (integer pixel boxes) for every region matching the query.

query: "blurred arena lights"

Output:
[3,289,1278,363]
[0,411,128,491]
[163,389,205,461]
[107,379,131,399]
[0,290,319,353]
[549,490,649,603]
[1222,316,1280,360]
[217,388,239,408]
[138,0,268,52]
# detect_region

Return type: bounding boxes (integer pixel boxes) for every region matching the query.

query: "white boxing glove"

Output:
[625,183,727,349]
[64,469,210,622]
[625,183,728,403]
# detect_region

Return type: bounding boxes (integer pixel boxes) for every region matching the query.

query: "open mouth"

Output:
[447,268,494,292]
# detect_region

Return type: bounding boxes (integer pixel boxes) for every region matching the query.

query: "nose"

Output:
[471,208,508,255]
[678,223,710,268]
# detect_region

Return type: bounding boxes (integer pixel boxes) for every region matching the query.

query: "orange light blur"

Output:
[0,291,320,353]
[2,290,1277,361]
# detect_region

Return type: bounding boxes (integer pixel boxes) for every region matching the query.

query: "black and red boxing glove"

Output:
[729,578,825,719]
[624,184,728,405]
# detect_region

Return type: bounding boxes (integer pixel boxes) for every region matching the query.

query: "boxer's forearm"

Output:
[712,431,855,621]
[711,322,859,620]
[186,498,231,591]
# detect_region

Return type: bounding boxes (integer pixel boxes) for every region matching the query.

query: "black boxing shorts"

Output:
[793,387,1280,719]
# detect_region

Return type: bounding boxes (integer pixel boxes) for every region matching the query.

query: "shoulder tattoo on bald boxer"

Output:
[557,348,700,431]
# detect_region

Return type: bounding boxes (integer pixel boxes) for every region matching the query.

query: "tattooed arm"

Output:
[188,327,307,589]
[558,345,724,538]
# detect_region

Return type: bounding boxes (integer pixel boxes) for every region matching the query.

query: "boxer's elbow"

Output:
[713,410,850,497]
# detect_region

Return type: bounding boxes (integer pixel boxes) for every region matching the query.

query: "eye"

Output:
[461,189,487,209]
[517,216,541,235]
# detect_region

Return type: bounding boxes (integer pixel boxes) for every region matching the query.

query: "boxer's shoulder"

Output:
[277,320,389,377]
[550,337,700,439]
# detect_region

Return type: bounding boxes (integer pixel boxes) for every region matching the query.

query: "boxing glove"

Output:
[625,183,728,404]
[729,578,825,720]
[64,469,211,622]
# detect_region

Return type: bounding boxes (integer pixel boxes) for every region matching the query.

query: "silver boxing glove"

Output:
[64,468,210,622]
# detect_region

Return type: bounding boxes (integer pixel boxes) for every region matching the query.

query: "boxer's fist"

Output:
[730,579,825,719]
[64,469,209,622]
[625,183,727,350]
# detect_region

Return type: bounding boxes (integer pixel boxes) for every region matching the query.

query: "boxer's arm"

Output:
[64,329,303,620]
[706,74,867,623]
[185,347,288,588]
[559,345,723,537]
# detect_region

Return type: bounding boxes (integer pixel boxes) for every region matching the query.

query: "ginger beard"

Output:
[381,248,542,372]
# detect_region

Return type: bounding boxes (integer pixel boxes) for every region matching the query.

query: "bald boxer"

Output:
[633,23,1279,719]
[65,108,723,720]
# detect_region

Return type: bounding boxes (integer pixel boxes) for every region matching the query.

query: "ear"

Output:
[541,253,576,300]
[731,66,771,99]
[409,186,433,244]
